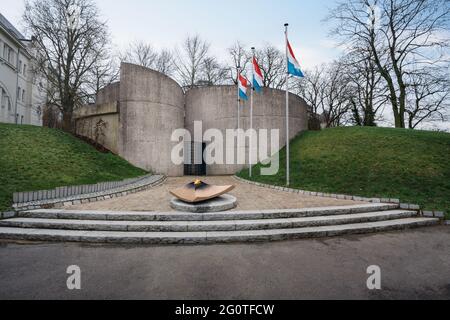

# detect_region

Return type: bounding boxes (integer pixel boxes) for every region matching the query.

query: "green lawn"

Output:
[238,127,450,218]
[0,123,147,211]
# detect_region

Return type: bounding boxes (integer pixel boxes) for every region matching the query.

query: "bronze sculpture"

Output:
[170,179,235,203]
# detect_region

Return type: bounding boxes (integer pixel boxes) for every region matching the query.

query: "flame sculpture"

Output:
[170,180,235,203]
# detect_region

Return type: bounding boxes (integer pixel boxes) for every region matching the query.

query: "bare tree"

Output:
[256,44,286,89]
[406,68,449,129]
[155,49,175,76]
[83,50,119,103]
[328,0,450,128]
[295,67,326,116]
[121,41,158,69]
[173,35,210,88]
[200,56,227,86]
[295,67,326,130]
[24,0,110,132]
[227,41,251,84]
[322,62,353,127]
[121,41,175,76]
[343,50,387,126]
[296,62,352,128]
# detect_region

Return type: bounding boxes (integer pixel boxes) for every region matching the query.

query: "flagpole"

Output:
[284,23,290,187]
[237,65,241,132]
[237,65,242,166]
[249,47,256,178]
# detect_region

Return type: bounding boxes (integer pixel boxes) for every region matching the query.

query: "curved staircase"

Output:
[0,204,439,244]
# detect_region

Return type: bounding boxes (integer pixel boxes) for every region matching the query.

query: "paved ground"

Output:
[0,226,449,300]
[67,176,365,212]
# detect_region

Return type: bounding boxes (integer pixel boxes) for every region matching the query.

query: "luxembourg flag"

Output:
[238,74,249,100]
[252,56,264,93]
[287,40,304,78]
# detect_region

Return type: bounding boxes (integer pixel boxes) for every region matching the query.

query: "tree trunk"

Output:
[363,101,376,127]
[407,112,414,129]
[350,99,362,126]
[62,111,74,133]
[61,94,75,132]
[398,87,406,129]
[393,109,403,128]
[364,110,376,127]
[62,105,74,133]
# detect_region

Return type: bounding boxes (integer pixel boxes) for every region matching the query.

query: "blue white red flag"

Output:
[252,56,264,93]
[238,73,249,100]
[287,40,304,78]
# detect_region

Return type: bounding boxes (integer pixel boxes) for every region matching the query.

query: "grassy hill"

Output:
[238,127,450,217]
[0,124,147,211]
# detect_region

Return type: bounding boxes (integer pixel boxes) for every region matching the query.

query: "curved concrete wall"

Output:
[96,82,120,105]
[74,102,120,154]
[118,63,185,177]
[74,82,121,153]
[75,64,310,177]
[185,86,308,175]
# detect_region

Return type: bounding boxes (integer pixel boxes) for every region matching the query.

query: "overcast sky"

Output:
[1,0,341,70]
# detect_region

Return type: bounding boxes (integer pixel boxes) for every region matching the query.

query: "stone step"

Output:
[0,218,439,244]
[1,210,417,232]
[18,203,399,222]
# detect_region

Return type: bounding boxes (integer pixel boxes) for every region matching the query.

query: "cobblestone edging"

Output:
[13,175,152,205]
[8,175,166,214]
[0,211,16,219]
[233,176,447,221]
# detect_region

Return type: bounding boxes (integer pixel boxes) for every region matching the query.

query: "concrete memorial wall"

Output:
[185,86,308,175]
[74,63,309,177]
[74,82,121,153]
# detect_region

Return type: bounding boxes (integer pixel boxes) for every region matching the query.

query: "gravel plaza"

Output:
[66,176,365,212]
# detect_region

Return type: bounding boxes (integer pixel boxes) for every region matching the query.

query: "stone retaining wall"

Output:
[9,175,166,212]
[233,176,447,220]
[0,211,16,219]
[74,99,120,154]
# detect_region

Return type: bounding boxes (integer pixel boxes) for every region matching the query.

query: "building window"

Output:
[1,88,12,111]
[1,88,6,108]
[3,44,15,65]
[23,64,27,76]
[19,60,22,72]
[10,50,15,65]
[3,44,7,60]
[22,89,25,102]
[17,86,21,98]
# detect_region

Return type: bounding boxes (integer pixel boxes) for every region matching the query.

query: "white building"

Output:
[0,13,46,126]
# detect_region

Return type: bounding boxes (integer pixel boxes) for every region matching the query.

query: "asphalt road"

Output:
[0,226,449,300]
